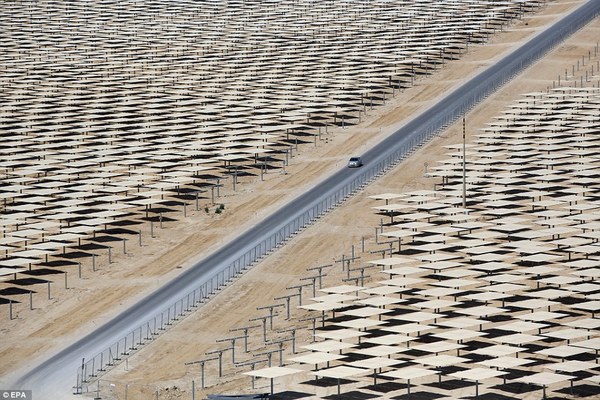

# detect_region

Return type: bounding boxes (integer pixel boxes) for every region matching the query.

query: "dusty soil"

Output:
[1,0,599,399]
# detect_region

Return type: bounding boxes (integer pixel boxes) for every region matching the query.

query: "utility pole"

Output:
[462,115,467,208]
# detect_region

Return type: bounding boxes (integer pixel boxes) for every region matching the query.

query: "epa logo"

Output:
[0,391,32,400]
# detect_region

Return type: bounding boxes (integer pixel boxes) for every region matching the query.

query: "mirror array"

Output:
[0,0,541,315]
[229,84,600,397]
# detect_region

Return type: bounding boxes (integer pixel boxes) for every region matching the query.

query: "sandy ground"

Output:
[1,0,599,398]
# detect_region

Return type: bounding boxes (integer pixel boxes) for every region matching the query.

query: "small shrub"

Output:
[215,207,222,214]
[204,206,209,213]
[219,203,225,210]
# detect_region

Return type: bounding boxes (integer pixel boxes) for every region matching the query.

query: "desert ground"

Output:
[1,0,599,399]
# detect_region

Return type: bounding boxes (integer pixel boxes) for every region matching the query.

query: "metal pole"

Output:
[218,351,223,377]
[462,115,467,208]
[233,167,237,191]
[201,362,205,389]
[80,358,85,386]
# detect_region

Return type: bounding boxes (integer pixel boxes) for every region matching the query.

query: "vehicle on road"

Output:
[347,156,363,168]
